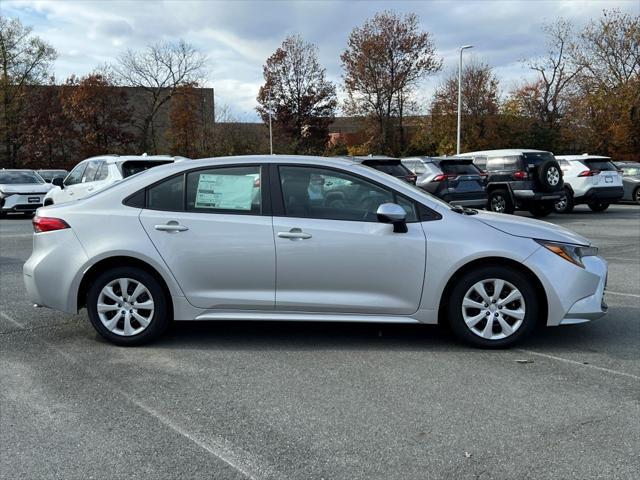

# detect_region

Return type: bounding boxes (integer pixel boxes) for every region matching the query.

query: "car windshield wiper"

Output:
[450,205,478,215]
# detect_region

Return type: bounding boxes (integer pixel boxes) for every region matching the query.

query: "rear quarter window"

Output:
[120,160,174,178]
[486,156,521,171]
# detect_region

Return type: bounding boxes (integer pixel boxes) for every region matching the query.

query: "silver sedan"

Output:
[24,155,608,347]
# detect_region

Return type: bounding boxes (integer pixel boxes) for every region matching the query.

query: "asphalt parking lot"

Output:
[1,205,639,480]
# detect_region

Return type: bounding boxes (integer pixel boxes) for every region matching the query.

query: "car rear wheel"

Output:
[446,266,538,348]
[633,187,640,204]
[488,190,514,214]
[528,202,554,217]
[553,188,574,213]
[87,267,169,346]
[588,201,610,212]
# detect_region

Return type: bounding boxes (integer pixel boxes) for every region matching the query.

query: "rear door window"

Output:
[186,166,261,214]
[147,174,184,211]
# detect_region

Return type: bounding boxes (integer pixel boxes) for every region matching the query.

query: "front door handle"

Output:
[154,221,189,233]
[278,228,312,240]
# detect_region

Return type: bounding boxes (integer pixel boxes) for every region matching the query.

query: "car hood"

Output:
[0,183,52,194]
[472,210,591,245]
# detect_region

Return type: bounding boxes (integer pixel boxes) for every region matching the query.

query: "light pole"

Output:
[268,90,274,155]
[457,45,474,155]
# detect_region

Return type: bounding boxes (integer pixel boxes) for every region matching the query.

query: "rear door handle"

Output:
[154,221,189,232]
[278,228,312,240]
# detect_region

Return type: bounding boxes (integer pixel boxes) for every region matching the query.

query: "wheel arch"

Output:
[77,255,173,316]
[437,256,548,326]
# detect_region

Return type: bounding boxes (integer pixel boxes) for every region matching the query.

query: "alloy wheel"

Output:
[491,195,506,213]
[461,278,526,340]
[97,278,155,336]
[546,167,560,187]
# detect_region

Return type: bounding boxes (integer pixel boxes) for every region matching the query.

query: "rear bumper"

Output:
[513,189,563,201]
[23,229,89,313]
[575,186,624,202]
[442,192,488,208]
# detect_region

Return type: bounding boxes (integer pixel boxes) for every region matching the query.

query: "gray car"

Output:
[24,155,608,348]
[614,162,640,203]
[0,169,52,216]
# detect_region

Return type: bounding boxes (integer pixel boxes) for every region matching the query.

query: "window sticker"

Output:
[194,173,255,210]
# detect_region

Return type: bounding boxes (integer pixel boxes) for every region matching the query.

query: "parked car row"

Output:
[399,150,636,216]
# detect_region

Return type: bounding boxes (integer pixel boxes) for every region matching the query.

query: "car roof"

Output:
[345,155,400,162]
[77,154,188,164]
[460,149,551,156]
[556,154,611,161]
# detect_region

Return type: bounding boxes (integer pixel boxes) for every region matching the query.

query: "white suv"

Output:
[44,154,185,206]
[554,154,623,213]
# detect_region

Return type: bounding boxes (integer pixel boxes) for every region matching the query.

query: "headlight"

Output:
[536,240,598,268]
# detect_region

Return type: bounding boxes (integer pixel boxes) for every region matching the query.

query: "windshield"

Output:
[38,170,67,180]
[619,165,640,176]
[440,161,482,175]
[0,171,45,184]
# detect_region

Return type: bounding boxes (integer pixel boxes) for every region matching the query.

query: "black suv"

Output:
[461,149,564,217]
[346,155,417,184]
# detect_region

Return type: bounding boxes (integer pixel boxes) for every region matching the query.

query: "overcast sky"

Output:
[3,0,638,121]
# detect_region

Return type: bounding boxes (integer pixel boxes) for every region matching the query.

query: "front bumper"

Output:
[524,248,608,326]
[1,192,46,212]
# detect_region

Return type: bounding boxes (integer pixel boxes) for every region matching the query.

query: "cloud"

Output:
[4,0,638,120]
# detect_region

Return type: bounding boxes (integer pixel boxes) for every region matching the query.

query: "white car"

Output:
[44,154,185,206]
[25,155,608,348]
[0,169,53,216]
[554,154,624,213]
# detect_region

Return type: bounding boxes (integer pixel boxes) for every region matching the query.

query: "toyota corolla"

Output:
[24,155,608,347]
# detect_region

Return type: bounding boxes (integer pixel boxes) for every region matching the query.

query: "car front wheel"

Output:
[446,266,539,348]
[87,267,170,346]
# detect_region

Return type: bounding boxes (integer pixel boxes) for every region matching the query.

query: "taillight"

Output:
[33,216,70,233]
[578,170,600,177]
[512,171,529,180]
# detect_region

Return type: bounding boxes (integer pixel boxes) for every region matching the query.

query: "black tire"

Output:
[537,160,563,192]
[446,266,539,348]
[588,201,610,212]
[553,188,574,213]
[86,267,170,346]
[528,202,554,217]
[633,187,640,204]
[488,189,515,214]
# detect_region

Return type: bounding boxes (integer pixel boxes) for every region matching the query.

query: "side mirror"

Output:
[52,177,64,188]
[376,203,408,233]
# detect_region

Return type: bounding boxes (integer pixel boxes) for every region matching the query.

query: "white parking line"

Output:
[0,233,33,238]
[516,349,640,381]
[0,311,26,329]
[606,291,640,299]
[0,309,278,480]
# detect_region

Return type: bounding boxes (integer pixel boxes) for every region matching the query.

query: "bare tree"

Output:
[114,40,206,153]
[257,35,337,154]
[528,20,582,131]
[341,11,441,154]
[0,16,56,167]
